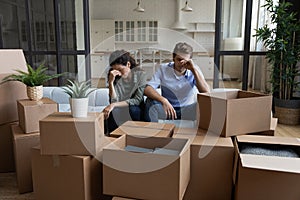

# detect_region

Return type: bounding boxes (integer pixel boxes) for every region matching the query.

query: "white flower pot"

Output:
[70,98,89,118]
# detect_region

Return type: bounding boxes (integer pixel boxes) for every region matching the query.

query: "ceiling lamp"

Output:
[181,0,193,12]
[134,0,145,12]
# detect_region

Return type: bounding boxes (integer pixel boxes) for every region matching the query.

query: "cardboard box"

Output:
[198,90,272,137]
[249,117,278,136]
[0,49,28,125]
[234,135,300,200]
[110,121,175,138]
[103,135,190,200]
[0,122,17,172]
[12,125,40,193]
[112,197,135,200]
[173,130,234,200]
[17,98,58,133]
[40,112,105,156]
[31,146,112,200]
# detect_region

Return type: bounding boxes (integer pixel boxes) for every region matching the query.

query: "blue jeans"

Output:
[105,104,144,135]
[144,98,197,122]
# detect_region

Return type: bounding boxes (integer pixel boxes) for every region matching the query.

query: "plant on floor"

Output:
[254,0,300,125]
[0,64,64,101]
[63,79,96,118]
[254,0,300,100]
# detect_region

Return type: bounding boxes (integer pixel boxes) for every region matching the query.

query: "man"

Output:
[144,42,210,122]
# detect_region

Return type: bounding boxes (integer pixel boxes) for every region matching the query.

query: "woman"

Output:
[103,50,147,134]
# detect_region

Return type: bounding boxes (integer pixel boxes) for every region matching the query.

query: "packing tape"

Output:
[52,155,60,167]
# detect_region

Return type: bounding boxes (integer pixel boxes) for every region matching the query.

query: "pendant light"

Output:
[134,0,145,12]
[181,0,193,12]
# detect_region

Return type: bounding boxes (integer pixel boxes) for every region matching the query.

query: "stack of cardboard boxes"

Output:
[108,90,299,200]
[12,98,58,193]
[0,50,28,173]
[31,112,115,200]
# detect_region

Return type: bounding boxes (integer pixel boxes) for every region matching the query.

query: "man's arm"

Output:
[184,59,210,93]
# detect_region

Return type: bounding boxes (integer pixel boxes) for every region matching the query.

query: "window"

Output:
[126,21,134,42]
[115,20,158,43]
[115,21,123,42]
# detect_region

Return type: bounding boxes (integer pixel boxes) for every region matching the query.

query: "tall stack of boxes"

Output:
[0,50,28,173]
[32,112,114,200]
[12,98,58,193]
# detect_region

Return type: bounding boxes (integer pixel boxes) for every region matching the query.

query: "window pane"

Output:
[219,55,243,89]
[221,0,245,50]
[0,2,21,48]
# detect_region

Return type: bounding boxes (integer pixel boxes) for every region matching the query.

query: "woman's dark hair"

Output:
[109,50,137,69]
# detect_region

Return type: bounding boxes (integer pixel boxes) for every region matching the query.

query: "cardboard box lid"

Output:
[40,112,102,122]
[240,154,300,173]
[237,135,300,147]
[12,124,39,139]
[0,49,27,74]
[17,98,57,106]
[192,134,233,148]
[199,90,270,101]
[111,126,172,138]
[122,121,175,131]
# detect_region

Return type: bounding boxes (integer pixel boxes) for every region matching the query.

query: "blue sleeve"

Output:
[146,65,162,89]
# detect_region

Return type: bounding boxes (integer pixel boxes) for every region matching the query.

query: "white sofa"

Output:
[43,87,199,128]
[43,87,110,112]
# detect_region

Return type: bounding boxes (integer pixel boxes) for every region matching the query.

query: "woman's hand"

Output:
[108,70,121,84]
[103,103,115,119]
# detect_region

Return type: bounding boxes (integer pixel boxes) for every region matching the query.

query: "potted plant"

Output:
[254,0,300,125]
[1,64,63,101]
[62,79,96,118]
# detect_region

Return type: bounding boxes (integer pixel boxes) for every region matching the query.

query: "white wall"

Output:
[91,0,215,32]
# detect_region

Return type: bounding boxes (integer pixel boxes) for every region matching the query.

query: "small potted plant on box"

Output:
[62,79,96,118]
[1,64,63,101]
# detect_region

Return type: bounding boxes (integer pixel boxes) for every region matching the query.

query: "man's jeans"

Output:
[144,98,197,122]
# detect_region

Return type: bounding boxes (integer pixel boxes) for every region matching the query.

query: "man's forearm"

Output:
[144,85,168,103]
[191,68,210,93]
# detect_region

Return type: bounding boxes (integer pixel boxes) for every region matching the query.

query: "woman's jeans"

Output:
[105,104,144,135]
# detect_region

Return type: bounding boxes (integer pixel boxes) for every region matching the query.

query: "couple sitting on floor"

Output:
[103,42,210,134]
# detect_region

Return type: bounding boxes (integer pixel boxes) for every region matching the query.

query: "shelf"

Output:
[187,30,215,33]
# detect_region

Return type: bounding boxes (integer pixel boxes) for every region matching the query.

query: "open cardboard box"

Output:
[198,90,272,137]
[110,121,175,138]
[234,135,300,200]
[103,134,190,200]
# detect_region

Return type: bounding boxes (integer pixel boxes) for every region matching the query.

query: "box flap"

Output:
[192,134,233,148]
[240,154,300,173]
[122,121,175,131]
[237,135,300,147]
